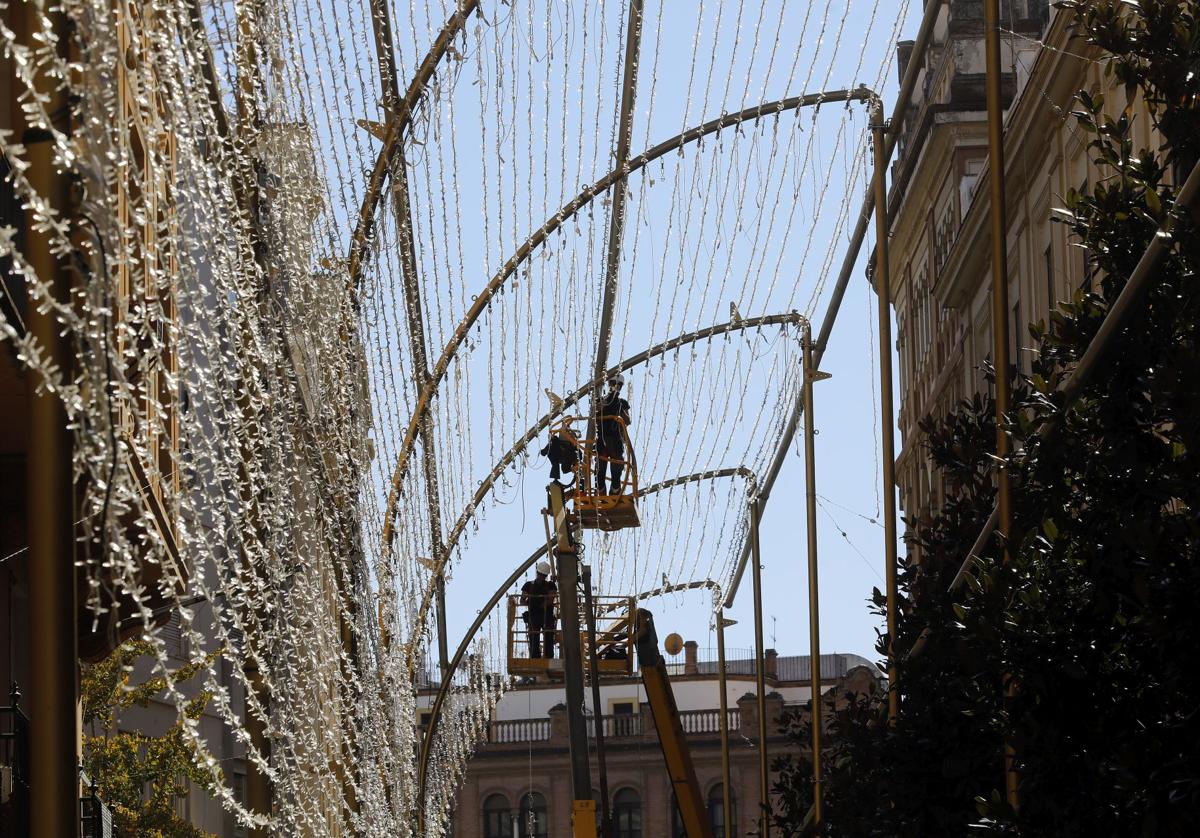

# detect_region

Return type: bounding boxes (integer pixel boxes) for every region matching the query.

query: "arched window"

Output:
[613,788,642,838]
[707,783,736,834]
[518,791,548,838]
[483,793,512,838]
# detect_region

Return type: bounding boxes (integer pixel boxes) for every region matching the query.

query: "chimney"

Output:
[684,640,699,674]
[548,703,569,742]
[765,648,778,679]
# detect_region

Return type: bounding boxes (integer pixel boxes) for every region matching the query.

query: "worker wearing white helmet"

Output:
[595,374,632,495]
[520,560,558,659]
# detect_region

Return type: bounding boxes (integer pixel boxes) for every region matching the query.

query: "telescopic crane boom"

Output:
[635,608,714,838]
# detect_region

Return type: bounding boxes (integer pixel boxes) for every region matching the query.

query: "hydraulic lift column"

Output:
[546,482,597,838]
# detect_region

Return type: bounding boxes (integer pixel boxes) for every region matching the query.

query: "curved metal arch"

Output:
[415,466,758,820]
[634,578,719,602]
[380,88,875,549]
[348,0,481,292]
[441,317,794,555]
[404,314,802,648]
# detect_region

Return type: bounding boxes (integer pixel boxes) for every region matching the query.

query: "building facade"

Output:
[884,0,1162,531]
[436,648,881,838]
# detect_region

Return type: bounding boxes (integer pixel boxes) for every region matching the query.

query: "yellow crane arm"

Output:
[635,609,714,838]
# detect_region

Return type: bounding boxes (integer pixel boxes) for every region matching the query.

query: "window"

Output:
[232,773,247,838]
[518,792,548,838]
[708,783,736,834]
[483,793,512,838]
[613,788,642,838]
[611,701,636,737]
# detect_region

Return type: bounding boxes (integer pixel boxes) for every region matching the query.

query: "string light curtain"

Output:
[1,1,908,834]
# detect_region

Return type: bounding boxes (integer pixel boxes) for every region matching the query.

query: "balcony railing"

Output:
[678,708,740,735]
[587,713,642,739]
[488,717,551,743]
[482,708,741,745]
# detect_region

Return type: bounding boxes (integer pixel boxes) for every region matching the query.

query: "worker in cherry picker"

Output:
[520,561,558,659]
[595,374,632,496]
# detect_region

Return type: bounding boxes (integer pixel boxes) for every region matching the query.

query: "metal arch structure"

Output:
[443,322,788,553]
[632,578,720,602]
[405,317,801,654]
[350,0,480,293]
[378,88,877,550]
[414,465,757,823]
[721,0,947,611]
[365,0,470,673]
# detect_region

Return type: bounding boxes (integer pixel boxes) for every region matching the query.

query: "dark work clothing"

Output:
[596,391,631,495]
[596,392,631,454]
[521,577,557,658]
[541,433,579,480]
[596,457,624,496]
[528,610,555,659]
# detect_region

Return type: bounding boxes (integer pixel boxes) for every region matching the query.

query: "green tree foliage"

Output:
[772,2,1200,834]
[82,640,219,838]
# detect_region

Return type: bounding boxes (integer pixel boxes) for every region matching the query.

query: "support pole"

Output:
[24,2,78,831]
[547,484,597,838]
[716,612,736,838]
[749,499,770,836]
[588,0,643,443]
[869,100,900,726]
[983,0,1018,810]
[581,565,611,837]
[801,324,827,826]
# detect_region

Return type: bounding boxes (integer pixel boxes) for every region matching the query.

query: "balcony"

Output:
[484,706,745,746]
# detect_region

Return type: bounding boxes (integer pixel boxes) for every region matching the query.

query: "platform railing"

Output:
[507,594,635,676]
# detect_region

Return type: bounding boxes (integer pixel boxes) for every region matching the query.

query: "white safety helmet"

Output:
[536,561,552,576]
[608,373,625,388]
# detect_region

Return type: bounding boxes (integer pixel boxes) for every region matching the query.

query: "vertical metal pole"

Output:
[548,484,597,838]
[24,2,78,832]
[801,325,825,827]
[435,573,450,675]
[581,565,611,837]
[983,0,1018,810]
[557,552,593,806]
[869,100,901,726]
[716,612,735,838]
[749,499,770,836]
[587,0,643,444]
[367,0,450,678]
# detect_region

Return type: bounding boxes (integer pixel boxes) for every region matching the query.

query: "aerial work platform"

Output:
[546,415,641,532]
[506,593,636,678]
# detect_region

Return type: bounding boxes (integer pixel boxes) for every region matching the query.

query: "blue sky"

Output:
[372,0,931,671]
